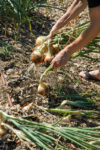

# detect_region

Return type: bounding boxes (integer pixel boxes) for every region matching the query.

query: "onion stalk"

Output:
[35,36,48,46]
[0,111,100,150]
[44,40,53,65]
[40,65,52,82]
[59,100,96,108]
[45,108,100,118]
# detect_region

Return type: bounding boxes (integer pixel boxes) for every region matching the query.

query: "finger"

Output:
[51,61,60,69]
[50,61,56,69]
[49,32,53,40]
[49,36,53,41]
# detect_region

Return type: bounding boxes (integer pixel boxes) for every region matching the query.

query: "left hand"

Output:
[51,49,70,69]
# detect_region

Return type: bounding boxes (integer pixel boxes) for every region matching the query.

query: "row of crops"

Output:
[0,0,65,32]
[0,0,47,28]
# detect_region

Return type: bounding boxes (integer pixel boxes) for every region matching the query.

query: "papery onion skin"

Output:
[30,51,44,64]
[33,44,48,54]
[35,36,47,46]
[42,44,48,53]
[38,82,49,96]
[0,128,4,136]
[44,56,54,66]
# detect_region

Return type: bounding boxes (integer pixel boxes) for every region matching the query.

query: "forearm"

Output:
[65,23,100,56]
[51,0,87,33]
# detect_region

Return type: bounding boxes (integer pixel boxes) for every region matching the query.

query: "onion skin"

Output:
[0,127,4,136]
[42,44,48,53]
[44,48,54,65]
[30,51,44,64]
[35,36,47,46]
[62,115,72,123]
[38,81,49,96]
[44,56,54,66]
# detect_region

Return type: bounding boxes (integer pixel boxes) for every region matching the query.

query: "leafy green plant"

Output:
[0,42,14,59]
[0,0,65,33]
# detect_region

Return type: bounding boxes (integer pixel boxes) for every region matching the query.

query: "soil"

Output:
[0,1,100,150]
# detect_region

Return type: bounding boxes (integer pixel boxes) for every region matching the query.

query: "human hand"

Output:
[49,26,58,40]
[49,30,54,41]
[51,49,70,69]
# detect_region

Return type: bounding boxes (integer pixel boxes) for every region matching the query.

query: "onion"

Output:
[44,45,54,65]
[62,115,72,123]
[30,50,44,64]
[0,127,4,136]
[41,44,48,53]
[44,52,54,65]
[35,36,48,46]
[52,44,60,55]
[38,81,49,96]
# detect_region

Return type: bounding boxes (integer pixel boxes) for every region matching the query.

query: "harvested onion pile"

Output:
[30,35,61,65]
[30,34,69,95]
[30,35,64,96]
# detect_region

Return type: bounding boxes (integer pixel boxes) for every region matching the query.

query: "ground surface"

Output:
[0,1,100,149]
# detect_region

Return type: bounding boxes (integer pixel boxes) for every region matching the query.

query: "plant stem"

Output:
[40,65,52,82]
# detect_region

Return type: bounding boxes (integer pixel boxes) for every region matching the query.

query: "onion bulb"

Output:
[35,36,48,46]
[0,127,4,136]
[38,81,49,96]
[30,50,44,64]
[44,49,54,65]
[41,44,48,53]
[52,44,60,55]
[62,115,72,123]
[44,55,54,65]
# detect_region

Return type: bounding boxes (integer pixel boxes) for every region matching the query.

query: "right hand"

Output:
[51,48,70,69]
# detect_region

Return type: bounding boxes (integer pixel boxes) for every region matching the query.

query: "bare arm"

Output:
[49,0,87,38]
[65,6,100,56]
[51,6,100,68]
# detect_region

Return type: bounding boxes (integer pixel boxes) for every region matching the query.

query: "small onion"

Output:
[44,50,54,65]
[62,115,72,123]
[30,50,44,64]
[35,36,48,46]
[38,81,49,96]
[0,127,4,136]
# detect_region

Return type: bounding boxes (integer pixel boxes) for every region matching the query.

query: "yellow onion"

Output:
[44,49,54,65]
[0,127,4,136]
[30,50,44,64]
[52,44,60,55]
[35,36,48,46]
[62,115,72,123]
[38,81,49,96]
[40,44,48,53]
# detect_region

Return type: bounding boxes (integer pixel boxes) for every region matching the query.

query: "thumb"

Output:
[49,32,53,40]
